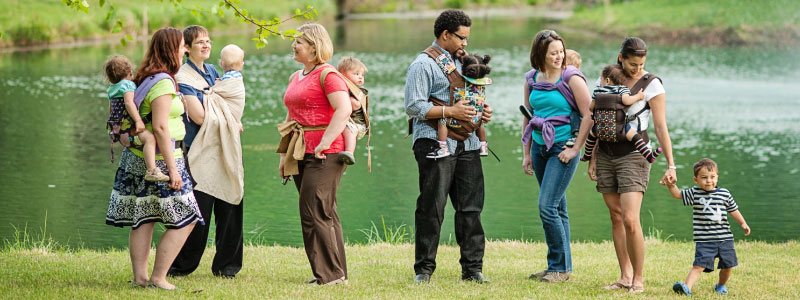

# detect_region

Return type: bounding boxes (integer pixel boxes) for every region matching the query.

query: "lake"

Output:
[1,17,798,249]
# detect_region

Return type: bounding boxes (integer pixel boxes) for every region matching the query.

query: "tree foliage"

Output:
[61,0,317,48]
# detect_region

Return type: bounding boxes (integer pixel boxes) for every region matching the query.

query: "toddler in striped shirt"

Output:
[665,158,751,296]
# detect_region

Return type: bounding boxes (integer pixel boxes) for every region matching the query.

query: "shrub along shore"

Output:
[1,240,798,299]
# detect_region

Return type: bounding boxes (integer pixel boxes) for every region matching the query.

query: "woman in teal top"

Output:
[105,27,203,291]
[521,30,593,283]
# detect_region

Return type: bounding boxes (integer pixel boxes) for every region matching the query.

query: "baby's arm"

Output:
[729,210,751,236]
[349,95,361,110]
[620,88,645,106]
[122,91,146,134]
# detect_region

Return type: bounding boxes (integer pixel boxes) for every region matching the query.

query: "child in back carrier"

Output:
[581,64,662,163]
[427,54,492,159]
[336,56,369,165]
[104,55,169,182]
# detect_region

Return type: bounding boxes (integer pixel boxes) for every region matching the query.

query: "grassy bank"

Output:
[0,0,332,48]
[1,240,798,299]
[564,0,800,46]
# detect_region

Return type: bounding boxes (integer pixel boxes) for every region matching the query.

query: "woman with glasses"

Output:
[277,23,351,285]
[521,29,593,283]
[168,25,245,279]
[587,37,676,293]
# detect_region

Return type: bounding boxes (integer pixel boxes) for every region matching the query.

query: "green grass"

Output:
[0,0,333,47]
[1,240,798,299]
[566,0,800,34]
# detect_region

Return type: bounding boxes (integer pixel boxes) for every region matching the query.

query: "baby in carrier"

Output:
[581,64,662,163]
[336,56,369,165]
[219,44,245,81]
[104,55,169,181]
[218,44,246,132]
[428,54,492,159]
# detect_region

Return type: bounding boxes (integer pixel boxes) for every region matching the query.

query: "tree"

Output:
[61,0,317,48]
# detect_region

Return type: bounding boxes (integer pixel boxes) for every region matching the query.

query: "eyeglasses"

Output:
[193,40,213,46]
[451,32,469,42]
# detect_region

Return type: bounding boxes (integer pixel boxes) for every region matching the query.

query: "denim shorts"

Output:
[694,240,738,272]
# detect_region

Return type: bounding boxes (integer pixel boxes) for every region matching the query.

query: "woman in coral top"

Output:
[277,23,352,286]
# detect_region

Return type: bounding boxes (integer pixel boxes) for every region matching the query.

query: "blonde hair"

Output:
[297,23,333,64]
[219,44,245,72]
[337,56,367,74]
[565,49,581,69]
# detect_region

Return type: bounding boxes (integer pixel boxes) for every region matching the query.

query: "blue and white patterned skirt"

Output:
[106,148,204,229]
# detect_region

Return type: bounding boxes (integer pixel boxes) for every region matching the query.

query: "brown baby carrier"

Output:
[595,73,662,156]
[289,68,373,171]
[406,46,479,141]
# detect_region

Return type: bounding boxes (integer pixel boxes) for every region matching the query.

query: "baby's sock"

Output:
[633,134,662,163]
[438,140,447,148]
[581,134,598,161]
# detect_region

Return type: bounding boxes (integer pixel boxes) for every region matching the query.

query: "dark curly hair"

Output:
[103,55,134,84]
[434,10,471,38]
[461,54,491,79]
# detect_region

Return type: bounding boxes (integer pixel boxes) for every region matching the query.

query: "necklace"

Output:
[302,64,320,76]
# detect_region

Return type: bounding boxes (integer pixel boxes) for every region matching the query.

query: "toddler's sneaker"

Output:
[338,151,355,165]
[672,281,692,296]
[426,146,450,159]
[479,141,488,156]
[714,284,728,295]
[145,168,170,182]
[565,135,577,148]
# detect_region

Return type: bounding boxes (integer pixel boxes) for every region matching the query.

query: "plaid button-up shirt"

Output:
[404,42,479,153]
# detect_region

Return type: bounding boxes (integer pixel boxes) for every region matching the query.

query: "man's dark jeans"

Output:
[412,138,485,276]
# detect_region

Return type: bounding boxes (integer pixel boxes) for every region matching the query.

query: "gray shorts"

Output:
[694,240,738,272]
[595,148,651,194]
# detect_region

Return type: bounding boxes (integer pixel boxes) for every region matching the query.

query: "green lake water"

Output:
[1,18,798,249]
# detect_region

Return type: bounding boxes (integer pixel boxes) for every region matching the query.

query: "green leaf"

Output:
[112,19,124,33]
[191,9,199,17]
[125,35,133,41]
[120,37,128,47]
[217,9,224,18]
[99,0,105,8]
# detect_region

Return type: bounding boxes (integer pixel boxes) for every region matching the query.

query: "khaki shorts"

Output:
[595,147,651,194]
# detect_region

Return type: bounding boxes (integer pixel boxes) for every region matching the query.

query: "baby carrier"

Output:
[297,68,372,171]
[414,46,481,141]
[594,73,662,155]
[106,73,176,163]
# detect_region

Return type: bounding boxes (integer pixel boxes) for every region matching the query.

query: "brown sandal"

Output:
[601,282,632,290]
[628,285,645,293]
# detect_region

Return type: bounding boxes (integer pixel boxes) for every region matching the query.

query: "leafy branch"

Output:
[61,0,317,48]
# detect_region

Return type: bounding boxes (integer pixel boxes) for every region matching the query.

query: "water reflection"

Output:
[0,18,798,249]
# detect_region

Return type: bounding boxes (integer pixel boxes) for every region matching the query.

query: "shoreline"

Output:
[2,8,796,53]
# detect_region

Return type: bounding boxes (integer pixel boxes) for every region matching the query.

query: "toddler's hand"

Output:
[741,223,751,236]
[134,121,146,134]
[632,88,645,101]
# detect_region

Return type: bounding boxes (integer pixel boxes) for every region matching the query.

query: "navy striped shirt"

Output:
[681,187,739,242]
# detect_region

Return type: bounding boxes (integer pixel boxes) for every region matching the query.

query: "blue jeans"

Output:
[531,140,579,272]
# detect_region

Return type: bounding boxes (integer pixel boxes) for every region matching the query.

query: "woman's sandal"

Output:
[601,282,632,290]
[628,285,645,293]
